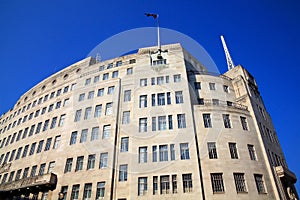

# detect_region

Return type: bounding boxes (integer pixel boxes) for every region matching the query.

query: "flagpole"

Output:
[157,15,161,52]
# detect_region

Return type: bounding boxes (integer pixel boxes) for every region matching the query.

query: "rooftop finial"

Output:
[220,35,235,70]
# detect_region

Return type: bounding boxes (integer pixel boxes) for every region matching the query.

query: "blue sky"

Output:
[0,0,299,192]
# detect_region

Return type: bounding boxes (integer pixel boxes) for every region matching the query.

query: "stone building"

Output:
[0,43,297,199]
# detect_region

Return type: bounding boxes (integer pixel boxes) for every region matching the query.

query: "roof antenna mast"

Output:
[220,35,235,70]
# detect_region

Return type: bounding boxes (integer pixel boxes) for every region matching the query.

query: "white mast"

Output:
[220,35,235,70]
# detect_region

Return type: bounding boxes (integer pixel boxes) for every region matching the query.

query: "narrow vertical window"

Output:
[173,74,181,82]
[139,147,147,163]
[124,90,131,102]
[159,145,168,161]
[170,144,175,160]
[87,154,95,170]
[75,156,84,171]
[99,153,108,168]
[211,173,224,193]
[91,127,99,141]
[96,182,105,199]
[180,143,190,160]
[207,142,218,159]
[58,114,66,126]
[168,115,173,130]
[203,113,212,128]
[74,109,82,122]
[254,174,266,193]
[160,175,170,194]
[105,103,113,115]
[80,129,88,143]
[248,144,257,160]
[84,107,92,120]
[138,177,148,196]
[183,174,193,193]
[53,135,61,149]
[120,137,129,152]
[223,114,231,128]
[83,183,92,200]
[70,131,77,145]
[152,146,157,162]
[122,111,130,124]
[177,114,186,128]
[94,104,102,117]
[119,164,128,181]
[139,118,147,132]
[175,91,183,104]
[158,116,166,130]
[234,173,247,193]
[240,116,248,130]
[102,125,111,139]
[229,142,238,159]
[71,184,80,200]
[139,95,147,108]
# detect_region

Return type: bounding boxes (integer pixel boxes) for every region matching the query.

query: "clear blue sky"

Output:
[0,0,299,192]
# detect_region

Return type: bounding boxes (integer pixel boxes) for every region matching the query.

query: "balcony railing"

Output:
[198,99,248,111]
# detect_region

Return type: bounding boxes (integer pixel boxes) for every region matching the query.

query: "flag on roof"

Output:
[145,13,158,19]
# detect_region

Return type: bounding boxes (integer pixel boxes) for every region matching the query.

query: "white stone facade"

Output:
[0,43,297,200]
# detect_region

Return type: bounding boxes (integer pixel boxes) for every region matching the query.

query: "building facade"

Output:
[0,43,297,200]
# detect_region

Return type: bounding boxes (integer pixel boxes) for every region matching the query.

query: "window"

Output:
[43,120,49,131]
[248,144,256,160]
[38,163,46,175]
[71,184,80,200]
[175,91,183,104]
[211,173,224,193]
[170,144,175,160]
[103,73,109,80]
[122,111,130,124]
[87,154,95,170]
[127,67,133,75]
[151,94,156,106]
[48,104,54,112]
[207,142,218,159]
[97,88,104,96]
[22,167,29,179]
[29,142,36,156]
[94,104,102,117]
[234,173,247,193]
[35,122,42,134]
[120,137,129,152]
[203,114,212,128]
[167,92,171,104]
[107,63,113,69]
[58,114,66,127]
[157,76,164,85]
[112,71,119,78]
[139,147,147,163]
[29,125,35,136]
[140,79,147,87]
[99,153,108,168]
[174,74,181,82]
[85,78,91,85]
[158,116,166,130]
[151,77,155,85]
[223,85,229,92]
[124,90,131,102]
[182,174,193,193]
[240,116,248,130]
[138,177,148,196]
[157,93,165,105]
[80,129,88,143]
[53,135,61,149]
[22,145,29,158]
[15,147,22,160]
[88,91,94,99]
[96,182,105,199]
[119,164,128,181]
[102,125,111,139]
[41,107,46,115]
[56,101,61,109]
[129,59,136,64]
[139,95,147,108]
[91,127,99,141]
[30,165,37,177]
[139,118,147,132]
[15,169,22,181]
[254,174,266,193]
[9,149,16,161]
[61,186,68,200]
[50,117,57,129]
[94,75,100,83]
[153,176,158,195]
[153,59,166,65]
[63,86,69,93]
[177,114,186,128]
[79,93,85,101]
[99,65,105,71]
[168,115,173,130]
[70,131,77,145]
[37,140,44,153]
[82,183,92,200]
[194,82,201,89]
[74,109,82,122]
[180,143,190,160]
[1,173,8,184]
[152,146,157,162]
[223,114,231,128]
[108,86,115,94]
[105,103,113,115]
[50,92,55,99]
[44,138,52,151]
[7,171,14,182]
[23,128,28,139]
[159,145,168,161]
[229,143,238,159]
[84,107,92,120]
[75,156,84,171]
[172,175,177,193]
[160,175,170,194]
[64,158,73,173]
[209,83,216,90]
